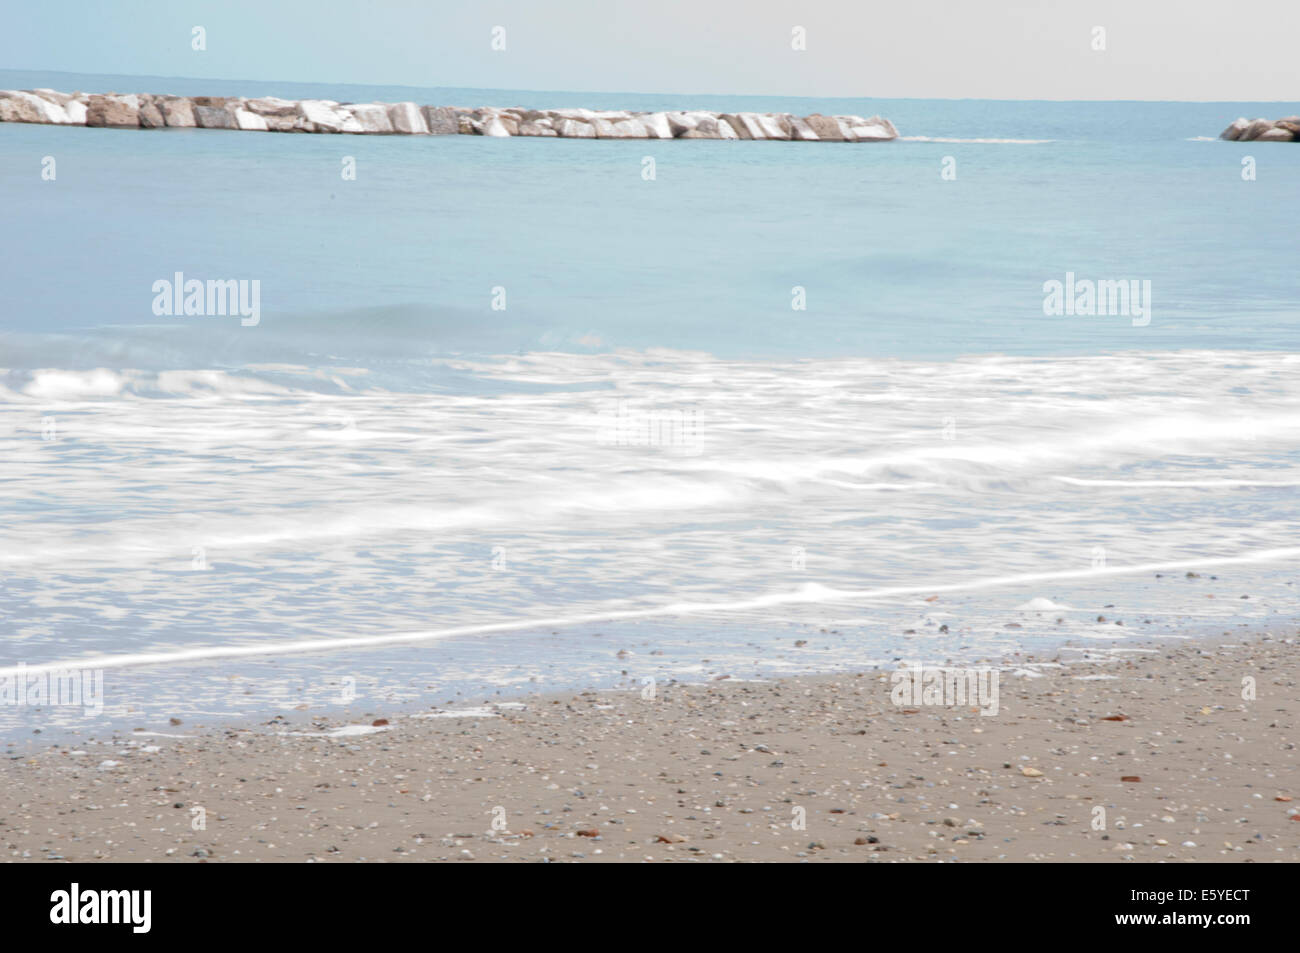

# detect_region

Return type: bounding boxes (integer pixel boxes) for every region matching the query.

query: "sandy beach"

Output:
[1,631,1295,863]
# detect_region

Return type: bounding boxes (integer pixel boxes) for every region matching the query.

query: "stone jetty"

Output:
[0,89,899,141]
[1219,116,1299,142]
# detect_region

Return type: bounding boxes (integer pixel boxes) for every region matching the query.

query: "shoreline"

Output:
[2,629,1294,862]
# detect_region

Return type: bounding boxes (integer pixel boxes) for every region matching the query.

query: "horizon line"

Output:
[3,67,1298,106]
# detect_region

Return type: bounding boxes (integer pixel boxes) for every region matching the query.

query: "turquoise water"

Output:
[1,70,1297,738]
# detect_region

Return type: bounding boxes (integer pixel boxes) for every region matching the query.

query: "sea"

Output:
[1,69,1297,739]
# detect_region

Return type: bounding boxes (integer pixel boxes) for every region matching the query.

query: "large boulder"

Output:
[549,107,596,120]
[589,117,617,137]
[1275,120,1300,136]
[245,97,299,117]
[193,104,238,129]
[641,112,673,139]
[1219,117,1251,140]
[1256,125,1295,142]
[804,114,848,141]
[481,115,512,136]
[721,113,765,139]
[421,105,459,134]
[682,116,738,139]
[347,103,394,133]
[844,116,896,141]
[387,101,428,134]
[16,88,85,123]
[262,114,311,132]
[14,90,79,123]
[233,108,268,131]
[789,115,820,140]
[63,98,88,124]
[298,100,362,133]
[556,118,596,138]
[161,97,196,127]
[1240,118,1275,141]
[85,94,140,127]
[517,119,557,136]
[609,118,648,137]
[755,114,790,139]
[30,88,75,106]
[138,100,166,128]
[0,91,45,123]
[666,112,699,136]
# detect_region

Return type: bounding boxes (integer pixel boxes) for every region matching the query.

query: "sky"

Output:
[3,0,1297,101]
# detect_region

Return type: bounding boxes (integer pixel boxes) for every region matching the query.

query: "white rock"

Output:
[5,90,70,124]
[517,120,557,136]
[548,107,596,120]
[788,115,820,140]
[63,99,87,124]
[1256,126,1295,142]
[756,114,790,139]
[556,118,596,138]
[31,88,76,106]
[347,103,394,133]
[1220,117,1251,140]
[838,115,897,141]
[422,106,458,134]
[481,116,512,136]
[666,112,699,136]
[161,98,197,128]
[388,101,428,134]
[716,117,740,139]
[720,113,759,139]
[245,96,298,117]
[609,118,648,138]
[299,99,362,133]
[641,112,673,139]
[1241,118,1274,141]
[233,108,268,131]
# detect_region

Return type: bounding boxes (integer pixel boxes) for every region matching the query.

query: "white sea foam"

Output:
[2,546,1296,678]
[3,347,1298,710]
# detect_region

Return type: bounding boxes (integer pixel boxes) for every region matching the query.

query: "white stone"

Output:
[387,101,428,134]
[299,100,361,133]
[848,121,895,141]
[347,104,394,133]
[1256,126,1294,141]
[245,96,299,117]
[733,113,768,139]
[31,88,75,106]
[233,108,268,131]
[1220,117,1250,140]
[7,90,70,124]
[788,115,819,140]
[641,112,673,139]
[548,107,596,121]
[556,118,596,138]
[62,99,87,124]
[609,118,648,138]
[756,114,790,140]
[481,116,512,136]
[666,112,699,136]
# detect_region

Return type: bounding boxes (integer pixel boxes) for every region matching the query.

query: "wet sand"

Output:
[1,632,1296,862]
